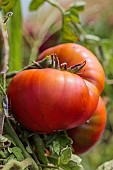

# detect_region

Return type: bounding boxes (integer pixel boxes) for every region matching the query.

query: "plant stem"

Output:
[46,0,64,16]
[46,0,64,31]
[4,118,39,170]
[33,133,49,165]
[6,56,52,79]
[23,133,41,167]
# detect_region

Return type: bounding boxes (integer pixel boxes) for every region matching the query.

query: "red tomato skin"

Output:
[67,97,107,155]
[38,43,105,94]
[7,68,98,134]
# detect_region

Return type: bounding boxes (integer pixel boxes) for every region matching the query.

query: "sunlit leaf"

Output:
[60,147,71,165]
[0,134,8,142]
[12,147,24,161]
[53,140,60,155]
[29,0,45,11]
[70,154,84,170]
[0,150,7,158]
[70,154,82,165]
[26,145,33,154]
[45,131,72,157]
[61,2,85,43]
[73,1,86,11]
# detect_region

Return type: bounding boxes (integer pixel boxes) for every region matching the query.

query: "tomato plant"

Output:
[67,97,107,155]
[7,43,104,134]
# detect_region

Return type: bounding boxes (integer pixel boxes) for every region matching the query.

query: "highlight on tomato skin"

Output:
[67,97,107,155]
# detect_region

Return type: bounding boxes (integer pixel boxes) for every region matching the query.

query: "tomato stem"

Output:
[67,60,86,74]
[6,56,52,78]
[6,55,86,78]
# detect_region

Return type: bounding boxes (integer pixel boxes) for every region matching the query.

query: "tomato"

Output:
[38,43,105,94]
[7,43,104,134]
[7,68,98,134]
[67,97,107,155]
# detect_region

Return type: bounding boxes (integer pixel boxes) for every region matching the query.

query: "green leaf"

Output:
[9,0,22,71]
[26,145,33,154]
[8,147,13,153]
[5,154,15,163]
[4,134,16,146]
[48,156,58,165]
[67,161,79,170]
[60,162,83,170]
[61,2,85,43]
[59,153,84,170]
[53,140,61,155]
[58,132,72,149]
[70,154,82,165]
[60,164,72,170]
[0,134,8,143]
[70,154,84,170]
[12,147,24,161]
[59,147,71,165]
[85,34,100,44]
[45,131,72,158]
[1,0,17,14]
[45,133,58,147]
[0,150,8,158]
[29,0,45,11]
[73,1,86,11]
[68,160,84,170]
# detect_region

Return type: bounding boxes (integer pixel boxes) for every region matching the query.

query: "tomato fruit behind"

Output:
[67,97,107,155]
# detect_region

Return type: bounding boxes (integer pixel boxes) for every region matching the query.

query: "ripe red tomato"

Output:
[38,43,105,94]
[67,97,107,155]
[7,43,104,134]
[7,68,98,134]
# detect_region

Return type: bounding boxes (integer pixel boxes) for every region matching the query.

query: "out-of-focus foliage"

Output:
[0,0,17,13]
[61,1,85,43]
[9,0,22,71]
[97,159,113,170]
[29,0,45,11]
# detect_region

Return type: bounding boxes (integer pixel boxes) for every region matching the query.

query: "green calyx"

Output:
[6,54,86,78]
[36,54,86,74]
